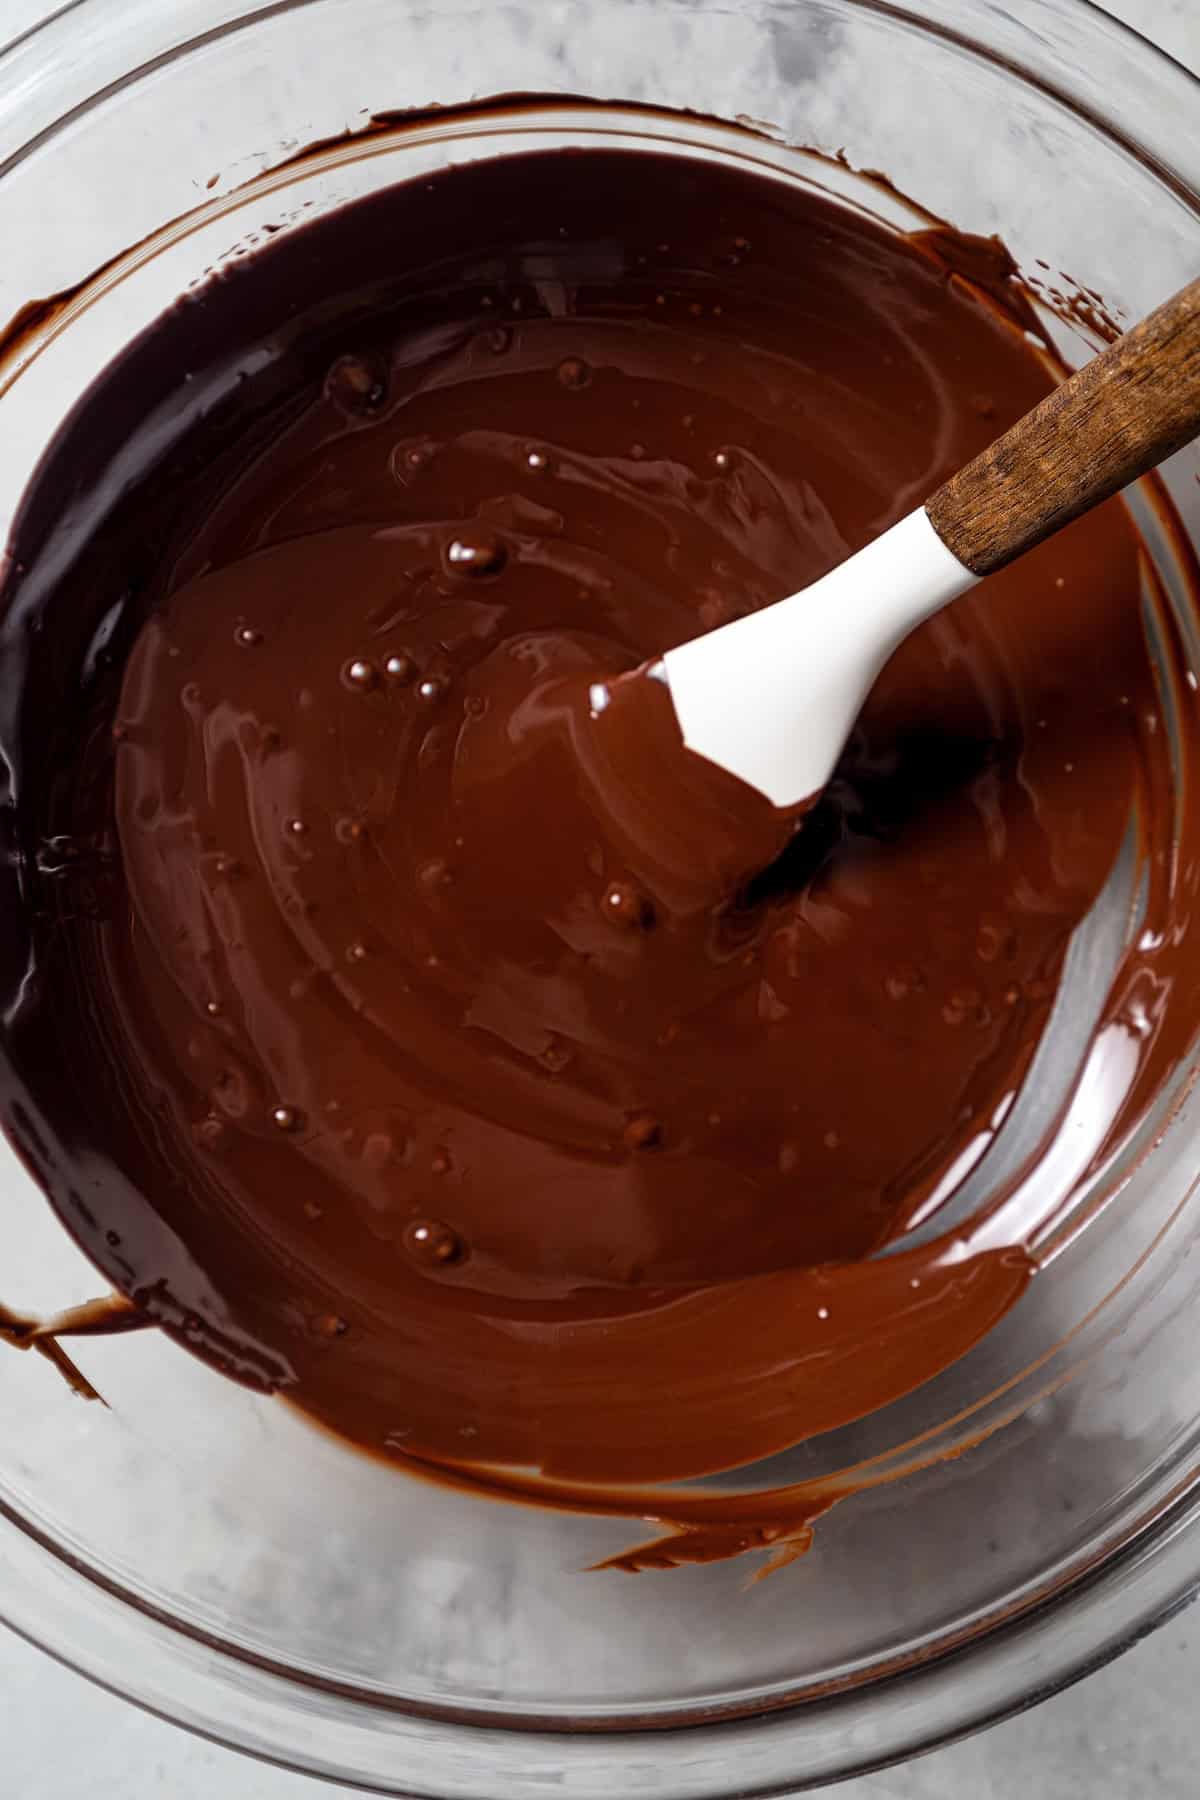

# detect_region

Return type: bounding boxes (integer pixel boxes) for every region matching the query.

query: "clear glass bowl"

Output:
[1,2,1199,1794]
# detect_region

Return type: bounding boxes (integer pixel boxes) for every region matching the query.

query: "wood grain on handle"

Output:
[927,277,1200,576]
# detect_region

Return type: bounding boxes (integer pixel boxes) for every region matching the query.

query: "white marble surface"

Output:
[1,0,1198,1794]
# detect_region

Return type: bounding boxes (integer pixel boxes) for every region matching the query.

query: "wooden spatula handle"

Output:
[927,277,1200,577]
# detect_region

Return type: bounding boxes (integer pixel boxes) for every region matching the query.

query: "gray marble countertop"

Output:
[1,0,1198,1793]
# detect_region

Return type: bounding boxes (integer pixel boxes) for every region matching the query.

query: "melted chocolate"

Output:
[2,135,1198,1568]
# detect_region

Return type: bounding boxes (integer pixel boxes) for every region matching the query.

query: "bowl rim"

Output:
[0,0,1198,1793]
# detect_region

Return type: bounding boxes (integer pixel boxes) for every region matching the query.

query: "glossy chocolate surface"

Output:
[2,140,1196,1564]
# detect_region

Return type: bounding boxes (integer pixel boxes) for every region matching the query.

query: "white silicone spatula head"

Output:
[662,511,974,809]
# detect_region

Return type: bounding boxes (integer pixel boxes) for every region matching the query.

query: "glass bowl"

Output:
[1,2,1199,1794]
